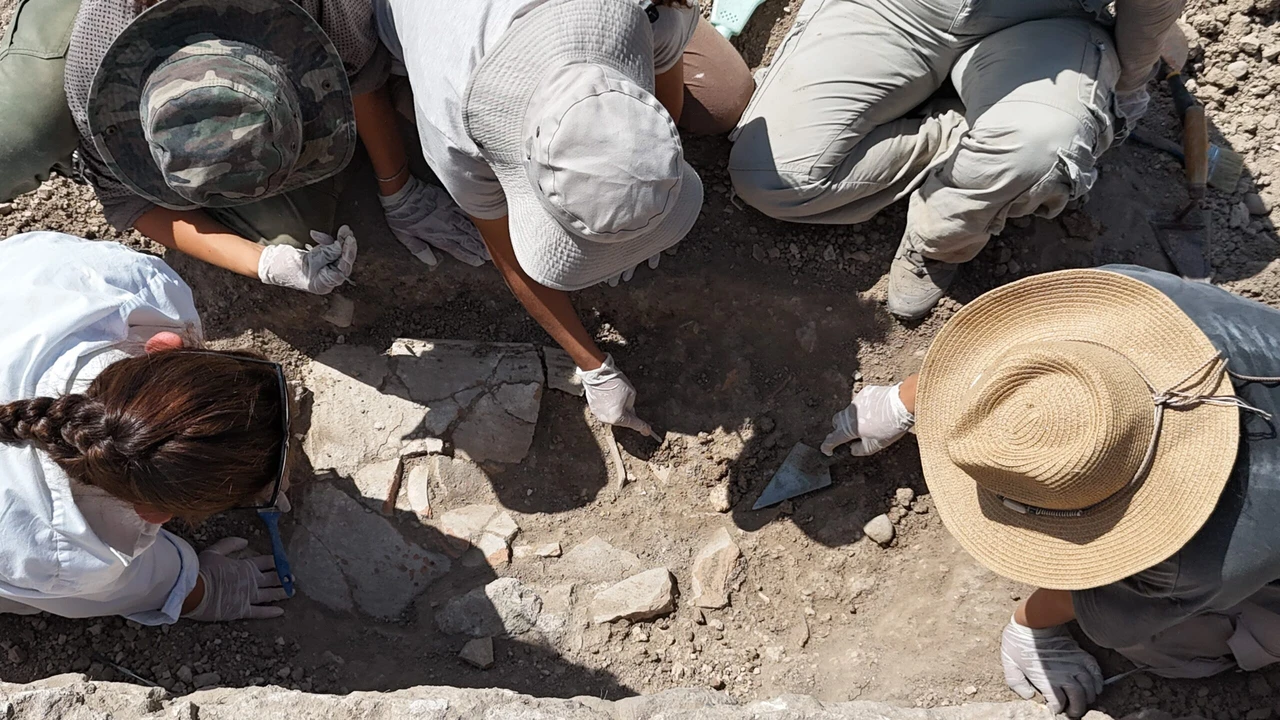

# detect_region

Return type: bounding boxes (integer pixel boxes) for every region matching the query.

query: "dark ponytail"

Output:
[0,350,287,517]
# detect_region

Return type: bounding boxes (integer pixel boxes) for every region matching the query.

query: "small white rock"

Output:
[894,487,915,508]
[535,542,562,558]
[321,294,355,328]
[459,637,494,669]
[863,515,895,546]
[1228,60,1251,79]
[708,484,733,513]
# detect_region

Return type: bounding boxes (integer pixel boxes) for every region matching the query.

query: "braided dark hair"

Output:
[0,349,287,517]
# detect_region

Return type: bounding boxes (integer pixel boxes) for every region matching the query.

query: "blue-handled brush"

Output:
[710,0,769,38]
[258,509,295,598]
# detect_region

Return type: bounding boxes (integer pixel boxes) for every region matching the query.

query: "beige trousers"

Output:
[729,0,1121,263]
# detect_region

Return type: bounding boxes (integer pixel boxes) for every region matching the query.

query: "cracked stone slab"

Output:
[290,484,450,618]
[303,340,545,508]
[543,346,585,397]
[391,339,544,463]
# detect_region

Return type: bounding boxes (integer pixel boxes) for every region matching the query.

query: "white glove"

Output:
[380,175,490,268]
[602,253,663,288]
[577,354,652,436]
[1002,618,1103,718]
[257,226,357,295]
[820,383,914,457]
[1115,87,1151,127]
[183,537,289,622]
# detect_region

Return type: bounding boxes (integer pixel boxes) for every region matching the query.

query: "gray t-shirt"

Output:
[376,0,699,220]
[65,0,388,231]
[1073,264,1280,651]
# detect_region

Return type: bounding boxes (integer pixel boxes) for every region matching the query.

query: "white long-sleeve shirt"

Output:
[0,232,203,625]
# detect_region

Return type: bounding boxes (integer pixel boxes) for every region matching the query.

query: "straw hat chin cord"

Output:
[997,346,1277,519]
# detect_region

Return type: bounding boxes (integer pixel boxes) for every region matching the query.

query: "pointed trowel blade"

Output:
[754,443,834,510]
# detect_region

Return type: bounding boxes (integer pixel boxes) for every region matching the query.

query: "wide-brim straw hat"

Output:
[917,269,1240,590]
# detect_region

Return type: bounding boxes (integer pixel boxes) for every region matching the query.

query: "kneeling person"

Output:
[823,266,1280,716]
[0,232,291,624]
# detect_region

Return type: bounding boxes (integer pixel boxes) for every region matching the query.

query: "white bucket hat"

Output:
[463,0,703,291]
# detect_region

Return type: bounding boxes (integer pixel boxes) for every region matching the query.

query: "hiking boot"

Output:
[887,247,958,321]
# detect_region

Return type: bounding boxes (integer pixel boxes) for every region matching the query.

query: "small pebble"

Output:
[894,487,915,508]
[1245,193,1270,216]
[1228,60,1251,79]
[0,203,13,217]
[863,514,895,546]
[192,672,221,689]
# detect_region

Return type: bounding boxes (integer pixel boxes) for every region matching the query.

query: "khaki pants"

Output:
[729,0,1121,264]
[0,0,82,203]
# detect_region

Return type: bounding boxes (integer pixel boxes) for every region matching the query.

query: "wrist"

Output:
[377,169,410,196]
[181,572,208,617]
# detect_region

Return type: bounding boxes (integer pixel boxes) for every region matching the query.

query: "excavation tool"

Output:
[754,443,836,509]
[258,508,295,598]
[1152,65,1213,281]
[91,653,160,688]
[1130,129,1243,193]
[710,0,768,38]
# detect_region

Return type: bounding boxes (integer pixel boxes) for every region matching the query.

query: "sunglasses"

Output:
[178,351,290,511]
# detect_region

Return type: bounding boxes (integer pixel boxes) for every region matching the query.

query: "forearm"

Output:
[1115,0,1185,91]
[133,207,263,278]
[354,89,411,195]
[182,574,206,615]
[470,215,607,370]
[1016,588,1077,629]
[655,58,686,125]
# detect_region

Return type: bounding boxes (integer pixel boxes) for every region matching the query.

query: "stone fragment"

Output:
[1228,60,1251,79]
[176,666,193,684]
[1245,192,1271,216]
[192,673,221,689]
[536,542,562,558]
[894,487,915,508]
[437,578,543,637]
[543,346,585,397]
[709,484,732,513]
[690,528,745,609]
[0,203,13,217]
[1231,202,1250,229]
[291,484,450,618]
[399,438,444,458]
[405,464,431,519]
[591,569,675,624]
[863,515,895,546]
[1265,45,1280,62]
[560,536,644,583]
[439,504,520,566]
[458,638,494,670]
[321,294,355,328]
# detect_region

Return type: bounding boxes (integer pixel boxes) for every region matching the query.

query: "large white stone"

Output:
[436,578,543,637]
[560,537,644,583]
[591,569,675,624]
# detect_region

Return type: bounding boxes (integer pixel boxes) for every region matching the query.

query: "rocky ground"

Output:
[1,0,1279,719]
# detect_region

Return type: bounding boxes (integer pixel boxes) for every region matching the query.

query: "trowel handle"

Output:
[1164,68,1208,197]
[1182,104,1209,196]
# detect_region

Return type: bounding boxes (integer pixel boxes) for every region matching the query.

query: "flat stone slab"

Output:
[591,569,675,624]
[436,578,544,638]
[560,537,645,584]
[290,484,450,618]
[303,340,544,509]
[689,528,745,609]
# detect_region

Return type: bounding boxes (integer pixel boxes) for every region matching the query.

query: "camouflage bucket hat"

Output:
[87,0,356,210]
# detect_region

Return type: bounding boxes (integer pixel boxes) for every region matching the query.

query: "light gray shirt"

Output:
[376,0,699,220]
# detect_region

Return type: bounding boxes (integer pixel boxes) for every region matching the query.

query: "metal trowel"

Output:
[753,443,837,510]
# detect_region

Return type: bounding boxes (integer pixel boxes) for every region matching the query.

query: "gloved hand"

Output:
[577,354,652,436]
[1002,618,1104,718]
[602,253,663,287]
[380,175,490,267]
[820,383,915,457]
[183,537,288,622]
[257,226,358,295]
[1115,87,1151,126]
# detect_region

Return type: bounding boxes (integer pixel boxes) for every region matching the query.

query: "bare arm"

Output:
[1115,0,1185,92]
[353,88,411,196]
[1016,588,1077,629]
[470,215,607,371]
[654,56,686,125]
[899,374,919,414]
[133,207,264,278]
